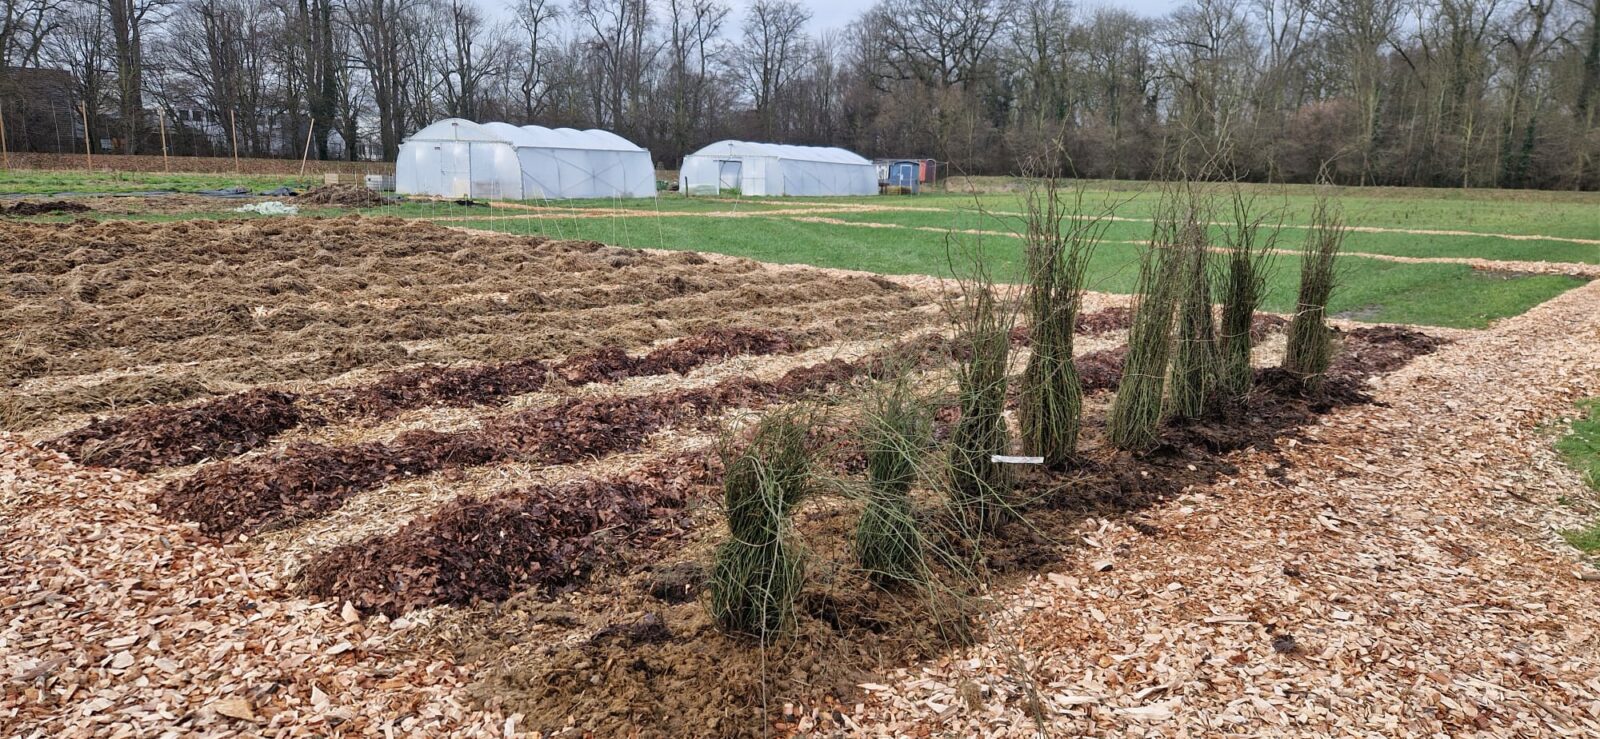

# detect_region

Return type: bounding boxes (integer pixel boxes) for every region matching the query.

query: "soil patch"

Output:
[1076,346,1128,391]
[294,184,389,207]
[1076,305,1134,334]
[2,200,92,216]
[1329,325,1449,376]
[1250,312,1291,339]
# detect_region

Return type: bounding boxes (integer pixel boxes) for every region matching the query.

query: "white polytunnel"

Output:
[395,118,656,200]
[679,140,878,197]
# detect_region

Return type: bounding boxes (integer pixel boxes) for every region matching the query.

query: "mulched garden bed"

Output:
[1,200,92,216]
[301,453,720,616]
[157,356,866,538]
[41,389,304,472]
[47,328,796,471]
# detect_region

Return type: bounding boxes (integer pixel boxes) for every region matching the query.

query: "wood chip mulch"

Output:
[847,280,1600,736]
[0,442,507,735]
[4,277,1599,735]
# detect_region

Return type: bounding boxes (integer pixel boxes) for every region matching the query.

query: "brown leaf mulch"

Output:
[44,328,797,473]
[156,354,863,538]
[1076,346,1128,392]
[301,453,720,616]
[0,200,92,217]
[42,388,304,472]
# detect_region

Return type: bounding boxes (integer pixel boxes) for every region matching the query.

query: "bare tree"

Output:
[344,0,421,158]
[101,0,173,152]
[513,0,559,120]
[1008,0,1072,126]
[39,0,105,147]
[2,0,61,69]
[1313,0,1405,183]
[732,0,809,138]
[1497,0,1555,185]
[662,0,725,159]
[432,0,504,120]
[1159,0,1257,145]
[1574,0,1600,186]
[863,0,1014,88]
[570,0,657,137]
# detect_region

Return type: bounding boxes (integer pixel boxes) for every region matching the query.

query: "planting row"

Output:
[156,355,869,538]
[7,267,891,377]
[47,328,795,471]
[2,290,933,430]
[1008,309,1286,346]
[301,324,1447,620]
[1067,319,1393,395]
[300,452,721,616]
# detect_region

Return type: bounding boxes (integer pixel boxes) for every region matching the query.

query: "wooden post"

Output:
[158,110,169,172]
[0,103,10,170]
[299,121,315,177]
[80,102,92,169]
[229,110,240,172]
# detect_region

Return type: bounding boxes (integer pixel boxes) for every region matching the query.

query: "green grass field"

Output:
[4,173,1594,329]
[1558,399,1600,554]
[428,212,1584,328]
[0,169,316,195]
[1560,400,1600,492]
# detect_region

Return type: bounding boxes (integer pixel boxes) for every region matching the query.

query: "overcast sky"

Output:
[724,0,1187,34]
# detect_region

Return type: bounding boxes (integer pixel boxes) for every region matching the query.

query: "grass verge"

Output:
[1558,400,1600,553]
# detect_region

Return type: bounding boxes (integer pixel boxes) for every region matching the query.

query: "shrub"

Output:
[709,409,815,638]
[934,228,1024,534]
[946,276,1014,533]
[1107,197,1184,451]
[1282,195,1345,392]
[1169,199,1218,421]
[1018,175,1108,467]
[854,379,931,585]
[1217,189,1280,405]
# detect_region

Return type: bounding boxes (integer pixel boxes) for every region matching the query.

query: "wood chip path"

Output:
[847,278,1600,736]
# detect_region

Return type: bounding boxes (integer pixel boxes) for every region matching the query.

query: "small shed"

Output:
[875,158,924,192]
[680,141,877,197]
[396,118,655,200]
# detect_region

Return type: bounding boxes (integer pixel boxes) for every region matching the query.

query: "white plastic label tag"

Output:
[990,455,1044,464]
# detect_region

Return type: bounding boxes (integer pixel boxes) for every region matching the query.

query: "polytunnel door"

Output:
[717,160,742,194]
[440,142,473,198]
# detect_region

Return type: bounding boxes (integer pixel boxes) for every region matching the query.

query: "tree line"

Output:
[2,0,1598,189]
